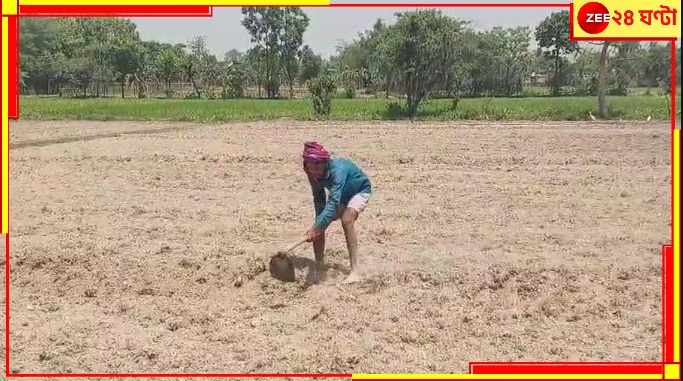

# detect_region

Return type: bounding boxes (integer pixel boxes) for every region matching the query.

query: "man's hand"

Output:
[305,226,322,242]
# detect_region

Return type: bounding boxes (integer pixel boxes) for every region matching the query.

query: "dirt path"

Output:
[6,120,670,374]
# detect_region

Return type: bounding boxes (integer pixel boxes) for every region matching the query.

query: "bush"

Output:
[385,101,405,119]
[608,87,629,96]
[307,75,337,116]
[344,86,356,99]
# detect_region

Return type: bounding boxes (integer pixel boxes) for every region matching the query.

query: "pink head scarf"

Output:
[302,141,330,163]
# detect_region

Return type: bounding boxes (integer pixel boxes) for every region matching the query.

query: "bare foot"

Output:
[342,271,361,284]
[305,262,327,285]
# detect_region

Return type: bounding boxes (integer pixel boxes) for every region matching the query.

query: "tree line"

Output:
[19,9,681,115]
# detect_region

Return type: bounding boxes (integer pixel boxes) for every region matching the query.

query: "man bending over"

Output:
[302,141,372,284]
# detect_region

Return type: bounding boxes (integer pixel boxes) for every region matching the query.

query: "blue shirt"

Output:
[310,157,372,229]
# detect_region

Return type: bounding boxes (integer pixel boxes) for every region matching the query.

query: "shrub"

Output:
[344,86,356,99]
[385,101,404,119]
[307,75,337,116]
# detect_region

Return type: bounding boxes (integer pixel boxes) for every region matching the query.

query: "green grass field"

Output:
[19,95,681,122]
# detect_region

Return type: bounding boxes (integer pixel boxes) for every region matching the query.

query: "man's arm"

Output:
[314,167,346,229]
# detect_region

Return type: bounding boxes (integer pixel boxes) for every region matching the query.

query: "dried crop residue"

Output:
[7,120,668,374]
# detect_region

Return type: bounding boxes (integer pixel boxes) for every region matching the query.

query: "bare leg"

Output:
[312,231,325,266]
[305,230,327,284]
[341,208,361,284]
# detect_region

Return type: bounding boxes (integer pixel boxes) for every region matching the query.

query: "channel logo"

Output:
[576,1,613,34]
[573,0,680,38]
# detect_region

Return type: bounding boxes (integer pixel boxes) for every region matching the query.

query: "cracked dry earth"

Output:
[4,120,670,375]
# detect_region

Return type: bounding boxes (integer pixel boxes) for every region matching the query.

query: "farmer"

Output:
[302,141,372,284]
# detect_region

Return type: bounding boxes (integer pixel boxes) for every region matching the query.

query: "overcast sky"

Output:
[132,1,569,58]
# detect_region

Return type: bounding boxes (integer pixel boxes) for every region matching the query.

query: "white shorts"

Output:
[346,193,371,213]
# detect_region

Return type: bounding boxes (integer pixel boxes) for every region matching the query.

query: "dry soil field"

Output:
[4,120,671,375]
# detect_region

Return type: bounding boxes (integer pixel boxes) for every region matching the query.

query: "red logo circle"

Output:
[577,2,610,34]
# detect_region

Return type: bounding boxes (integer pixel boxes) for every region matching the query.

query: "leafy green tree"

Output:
[279,7,309,97]
[298,45,322,83]
[570,48,599,94]
[241,7,284,98]
[155,44,184,97]
[19,18,63,94]
[241,7,310,98]
[18,14,671,103]
[184,35,215,98]
[607,42,641,95]
[330,18,388,92]
[224,49,244,63]
[495,27,532,96]
[641,42,673,88]
[217,61,246,99]
[535,10,579,96]
[379,10,468,117]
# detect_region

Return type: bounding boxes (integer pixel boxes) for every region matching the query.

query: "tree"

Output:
[19,18,62,94]
[570,48,599,94]
[245,46,265,97]
[18,14,668,105]
[102,18,142,98]
[132,40,167,98]
[595,42,611,118]
[600,42,640,96]
[241,7,310,98]
[224,49,244,63]
[496,27,533,97]
[217,61,245,99]
[279,7,309,98]
[155,44,184,97]
[111,41,142,98]
[465,27,531,97]
[184,35,214,98]
[379,10,468,117]
[641,42,672,88]
[298,45,322,83]
[330,18,389,92]
[241,7,283,98]
[535,10,579,96]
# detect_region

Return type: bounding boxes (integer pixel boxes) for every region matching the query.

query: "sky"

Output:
[132,1,569,59]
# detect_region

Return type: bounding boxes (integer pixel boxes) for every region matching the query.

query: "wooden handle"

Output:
[283,238,308,254]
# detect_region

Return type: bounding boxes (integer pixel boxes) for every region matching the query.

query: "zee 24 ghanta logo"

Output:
[577,1,678,34]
